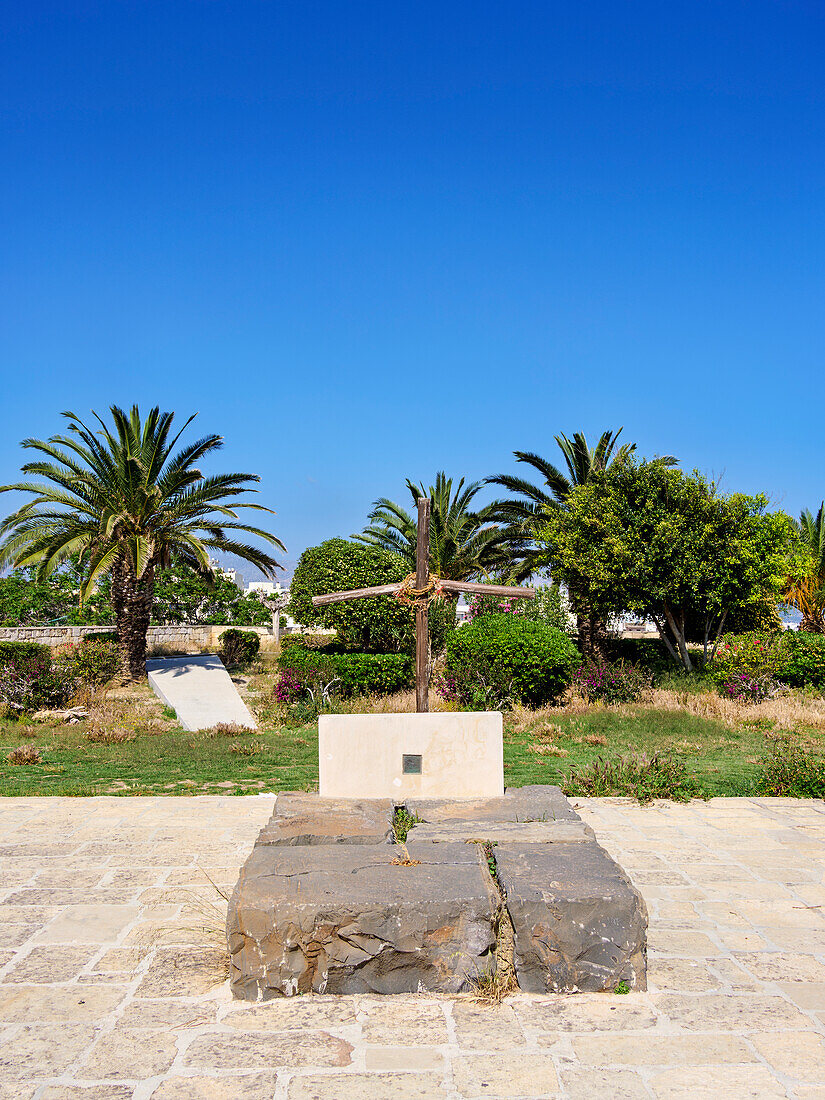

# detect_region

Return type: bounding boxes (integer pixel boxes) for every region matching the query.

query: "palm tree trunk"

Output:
[111,558,155,679]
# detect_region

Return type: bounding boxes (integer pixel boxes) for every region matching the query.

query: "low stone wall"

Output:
[0,624,279,653]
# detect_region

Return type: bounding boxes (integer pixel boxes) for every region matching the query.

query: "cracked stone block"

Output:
[256,793,393,846]
[409,784,580,825]
[495,841,648,993]
[227,841,498,999]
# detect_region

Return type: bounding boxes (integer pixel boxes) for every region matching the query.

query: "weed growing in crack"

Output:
[392,806,420,843]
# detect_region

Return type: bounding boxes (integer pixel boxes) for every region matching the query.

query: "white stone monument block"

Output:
[318,712,504,799]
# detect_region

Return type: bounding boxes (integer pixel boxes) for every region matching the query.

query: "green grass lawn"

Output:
[1,695,817,797]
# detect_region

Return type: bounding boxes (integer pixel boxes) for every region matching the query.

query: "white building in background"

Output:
[217,567,244,590]
[246,580,289,598]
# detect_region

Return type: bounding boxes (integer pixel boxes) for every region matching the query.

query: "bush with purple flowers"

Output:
[720,672,785,704]
[0,649,68,715]
[573,659,652,705]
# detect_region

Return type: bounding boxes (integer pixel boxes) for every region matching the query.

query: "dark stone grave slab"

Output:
[227,785,647,998]
[255,792,393,846]
[495,842,647,993]
[408,784,580,825]
[228,841,498,999]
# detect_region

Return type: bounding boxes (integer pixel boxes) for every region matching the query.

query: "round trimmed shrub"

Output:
[287,538,454,654]
[442,613,580,708]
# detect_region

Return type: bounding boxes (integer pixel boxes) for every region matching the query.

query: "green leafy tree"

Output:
[288,538,452,654]
[0,562,114,626]
[353,471,514,584]
[0,405,284,678]
[488,428,676,653]
[150,565,272,626]
[543,458,795,671]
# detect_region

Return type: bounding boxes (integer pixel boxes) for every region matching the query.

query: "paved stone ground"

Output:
[0,795,824,1099]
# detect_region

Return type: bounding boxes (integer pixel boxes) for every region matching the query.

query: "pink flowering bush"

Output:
[706,632,782,686]
[273,670,303,703]
[0,650,67,714]
[573,659,652,705]
[720,672,785,704]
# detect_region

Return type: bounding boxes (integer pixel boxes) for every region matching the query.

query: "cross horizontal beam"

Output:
[311,583,402,607]
[311,579,535,607]
[439,580,535,599]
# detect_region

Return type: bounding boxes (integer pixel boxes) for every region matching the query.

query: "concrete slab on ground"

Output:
[146,654,256,731]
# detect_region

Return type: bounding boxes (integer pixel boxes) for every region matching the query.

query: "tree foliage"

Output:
[488,428,676,576]
[543,458,795,670]
[0,563,113,626]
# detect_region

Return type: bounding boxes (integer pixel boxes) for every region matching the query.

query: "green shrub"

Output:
[706,632,782,688]
[441,614,580,708]
[707,630,825,691]
[277,646,413,698]
[563,752,703,804]
[0,641,52,664]
[219,629,261,668]
[54,639,120,687]
[605,637,673,674]
[467,583,571,634]
[758,735,825,797]
[776,632,825,689]
[287,539,454,654]
[280,633,340,652]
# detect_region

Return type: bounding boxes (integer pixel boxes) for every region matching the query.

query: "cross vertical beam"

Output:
[415,496,431,713]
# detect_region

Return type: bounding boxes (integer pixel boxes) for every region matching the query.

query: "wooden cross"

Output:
[311,497,535,711]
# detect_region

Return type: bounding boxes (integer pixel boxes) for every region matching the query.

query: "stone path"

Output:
[0,795,823,1098]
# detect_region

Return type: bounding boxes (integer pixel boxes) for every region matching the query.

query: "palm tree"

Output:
[488,428,650,528]
[488,429,676,655]
[0,405,285,678]
[784,503,825,633]
[353,472,515,584]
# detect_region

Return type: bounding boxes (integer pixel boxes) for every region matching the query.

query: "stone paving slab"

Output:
[0,794,823,1098]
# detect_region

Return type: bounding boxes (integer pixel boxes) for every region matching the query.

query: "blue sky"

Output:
[2,1,823,576]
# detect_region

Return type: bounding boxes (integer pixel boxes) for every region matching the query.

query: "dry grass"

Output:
[331,689,457,714]
[584,734,608,746]
[648,688,825,731]
[85,727,136,744]
[528,743,569,756]
[6,744,42,765]
[228,741,264,756]
[206,722,250,737]
[524,721,568,757]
